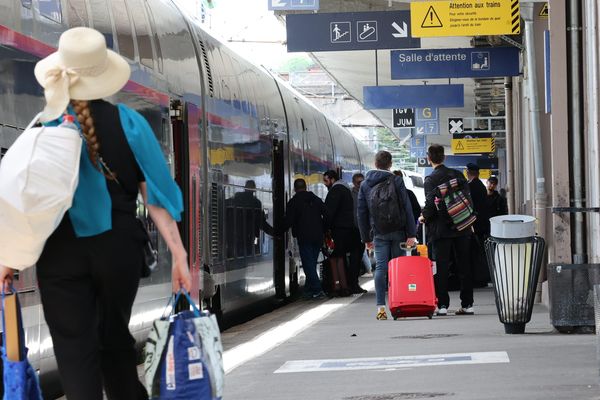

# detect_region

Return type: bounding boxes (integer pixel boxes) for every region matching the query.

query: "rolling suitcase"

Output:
[321,256,351,297]
[388,237,437,320]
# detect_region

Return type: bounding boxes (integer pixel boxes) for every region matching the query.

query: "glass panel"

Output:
[66,0,89,27]
[128,0,153,68]
[89,0,114,48]
[110,0,134,60]
[39,0,62,23]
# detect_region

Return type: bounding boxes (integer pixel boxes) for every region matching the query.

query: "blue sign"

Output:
[418,156,498,170]
[390,47,520,80]
[415,120,439,135]
[411,136,426,149]
[363,85,464,109]
[286,11,420,52]
[268,0,319,10]
[410,148,427,158]
[416,107,438,121]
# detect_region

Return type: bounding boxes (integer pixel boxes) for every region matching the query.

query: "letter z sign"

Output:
[393,108,415,127]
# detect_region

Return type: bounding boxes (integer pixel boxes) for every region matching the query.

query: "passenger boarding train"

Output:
[0,0,376,396]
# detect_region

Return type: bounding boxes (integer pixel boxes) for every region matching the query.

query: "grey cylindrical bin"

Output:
[485,215,546,334]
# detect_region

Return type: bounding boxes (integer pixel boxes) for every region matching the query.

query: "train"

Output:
[0,0,377,396]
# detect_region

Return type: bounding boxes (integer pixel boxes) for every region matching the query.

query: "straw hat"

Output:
[34,27,131,121]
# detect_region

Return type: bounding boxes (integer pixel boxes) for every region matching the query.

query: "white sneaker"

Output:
[455,306,475,315]
[436,307,448,316]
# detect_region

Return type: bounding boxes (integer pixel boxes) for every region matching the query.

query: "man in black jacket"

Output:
[467,164,491,287]
[421,145,474,316]
[486,176,508,217]
[323,170,366,294]
[284,178,327,299]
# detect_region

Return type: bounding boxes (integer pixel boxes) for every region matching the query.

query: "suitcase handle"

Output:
[399,242,416,256]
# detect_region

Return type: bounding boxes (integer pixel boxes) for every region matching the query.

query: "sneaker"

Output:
[455,306,475,315]
[376,308,388,320]
[435,307,448,316]
[311,291,327,300]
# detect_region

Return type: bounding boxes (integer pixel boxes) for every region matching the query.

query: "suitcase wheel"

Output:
[428,313,433,319]
[393,316,398,320]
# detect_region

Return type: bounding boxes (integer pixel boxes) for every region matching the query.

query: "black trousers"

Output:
[36,216,148,400]
[472,233,491,286]
[331,227,364,289]
[431,235,474,308]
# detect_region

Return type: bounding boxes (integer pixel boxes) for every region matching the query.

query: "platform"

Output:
[222,280,599,400]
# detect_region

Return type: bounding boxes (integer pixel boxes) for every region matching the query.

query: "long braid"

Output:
[71,100,115,180]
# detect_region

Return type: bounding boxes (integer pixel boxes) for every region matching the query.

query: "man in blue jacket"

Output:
[357,151,417,320]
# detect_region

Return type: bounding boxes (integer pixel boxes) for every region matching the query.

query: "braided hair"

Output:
[71,100,115,180]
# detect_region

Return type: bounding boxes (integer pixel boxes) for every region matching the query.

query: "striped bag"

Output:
[436,178,477,231]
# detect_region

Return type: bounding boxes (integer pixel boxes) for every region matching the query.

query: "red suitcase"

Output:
[388,255,437,320]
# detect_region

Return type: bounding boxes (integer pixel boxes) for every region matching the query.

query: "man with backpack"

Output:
[357,151,417,320]
[420,144,475,316]
[284,178,327,299]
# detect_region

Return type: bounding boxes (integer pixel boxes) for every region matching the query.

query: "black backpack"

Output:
[369,175,406,234]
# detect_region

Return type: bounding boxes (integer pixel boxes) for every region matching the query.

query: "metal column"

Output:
[584,0,600,263]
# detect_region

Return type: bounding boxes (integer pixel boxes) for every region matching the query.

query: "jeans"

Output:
[373,231,407,306]
[298,241,322,295]
[431,235,473,308]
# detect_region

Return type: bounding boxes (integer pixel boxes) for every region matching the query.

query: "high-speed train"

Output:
[0,0,374,396]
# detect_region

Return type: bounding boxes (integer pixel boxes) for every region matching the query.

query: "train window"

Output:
[144,1,163,73]
[110,0,135,60]
[0,147,7,162]
[89,0,114,48]
[21,0,31,8]
[127,0,153,69]
[39,0,62,23]
[66,0,89,27]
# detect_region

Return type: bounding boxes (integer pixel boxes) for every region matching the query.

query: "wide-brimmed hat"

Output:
[34,27,130,121]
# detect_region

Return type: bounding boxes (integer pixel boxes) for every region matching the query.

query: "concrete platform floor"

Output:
[222,281,600,400]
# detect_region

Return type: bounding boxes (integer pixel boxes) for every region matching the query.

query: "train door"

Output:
[272,138,286,298]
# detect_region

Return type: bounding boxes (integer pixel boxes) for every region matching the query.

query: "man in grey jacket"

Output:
[357,151,417,320]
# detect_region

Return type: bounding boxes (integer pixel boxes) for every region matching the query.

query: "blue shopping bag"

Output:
[145,289,223,400]
[1,286,43,400]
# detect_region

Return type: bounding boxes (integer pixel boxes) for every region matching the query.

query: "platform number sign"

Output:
[393,108,415,128]
[449,118,464,134]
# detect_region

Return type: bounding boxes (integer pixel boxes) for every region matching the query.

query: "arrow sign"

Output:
[392,22,408,38]
[286,10,420,52]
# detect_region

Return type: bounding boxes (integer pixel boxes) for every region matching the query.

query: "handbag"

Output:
[1,286,43,400]
[0,113,82,269]
[144,289,224,400]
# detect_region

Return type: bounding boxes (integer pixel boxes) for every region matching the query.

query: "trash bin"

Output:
[485,215,546,334]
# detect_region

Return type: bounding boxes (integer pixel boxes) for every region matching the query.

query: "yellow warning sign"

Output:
[539,3,548,18]
[421,6,444,28]
[411,0,520,38]
[451,138,495,154]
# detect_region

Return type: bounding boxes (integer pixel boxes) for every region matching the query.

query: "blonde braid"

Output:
[71,100,115,180]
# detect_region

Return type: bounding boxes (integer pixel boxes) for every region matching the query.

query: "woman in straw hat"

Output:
[0,27,191,399]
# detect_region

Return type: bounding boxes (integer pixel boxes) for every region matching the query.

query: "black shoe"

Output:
[351,286,368,294]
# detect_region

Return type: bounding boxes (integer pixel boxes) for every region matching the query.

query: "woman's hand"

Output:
[0,266,15,292]
[171,252,192,293]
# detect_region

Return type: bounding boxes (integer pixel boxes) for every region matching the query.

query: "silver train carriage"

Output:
[0,0,374,396]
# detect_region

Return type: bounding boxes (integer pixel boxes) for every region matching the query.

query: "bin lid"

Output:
[490,215,537,239]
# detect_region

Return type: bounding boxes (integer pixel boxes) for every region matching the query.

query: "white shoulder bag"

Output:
[0,114,82,270]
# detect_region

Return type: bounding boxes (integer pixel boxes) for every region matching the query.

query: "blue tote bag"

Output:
[1,286,43,400]
[145,290,223,400]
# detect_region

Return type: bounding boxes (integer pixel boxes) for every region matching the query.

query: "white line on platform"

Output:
[274,351,510,373]
[223,279,374,374]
